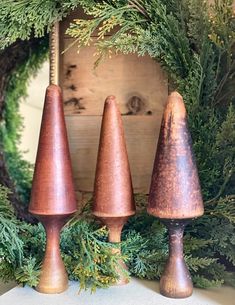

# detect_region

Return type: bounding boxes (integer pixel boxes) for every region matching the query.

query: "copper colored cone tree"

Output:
[147,92,204,299]
[93,96,136,285]
[29,85,77,294]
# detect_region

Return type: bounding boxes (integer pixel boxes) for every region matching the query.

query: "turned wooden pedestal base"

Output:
[100,216,129,286]
[36,215,70,294]
[160,220,193,299]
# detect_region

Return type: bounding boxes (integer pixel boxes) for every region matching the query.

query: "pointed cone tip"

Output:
[169,91,183,99]
[105,95,117,105]
[46,84,62,97]
[168,91,184,106]
[166,91,186,118]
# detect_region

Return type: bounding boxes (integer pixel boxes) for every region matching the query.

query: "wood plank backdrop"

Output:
[59,10,168,205]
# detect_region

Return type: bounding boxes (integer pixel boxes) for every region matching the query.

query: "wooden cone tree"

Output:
[93,96,136,285]
[29,85,77,294]
[148,92,204,298]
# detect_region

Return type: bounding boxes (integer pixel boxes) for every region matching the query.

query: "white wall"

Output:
[19,62,49,163]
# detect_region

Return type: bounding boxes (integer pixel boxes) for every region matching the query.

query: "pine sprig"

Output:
[61,219,127,292]
[15,257,41,287]
[0,185,23,265]
[185,255,217,272]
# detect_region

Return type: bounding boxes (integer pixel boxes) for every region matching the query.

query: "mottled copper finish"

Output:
[148,91,204,219]
[147,92,204,298]
[93,96,136,285]
[29,85,77,294]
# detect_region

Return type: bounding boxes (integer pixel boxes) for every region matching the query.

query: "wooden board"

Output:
[66,115,162,194]
[59,9,168,196]
[60,40,168,116]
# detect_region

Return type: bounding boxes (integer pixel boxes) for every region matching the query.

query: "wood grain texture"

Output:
[60,40,167,116]
[59,9,168,196]
[60,10,167,117]
[65,114,162,194]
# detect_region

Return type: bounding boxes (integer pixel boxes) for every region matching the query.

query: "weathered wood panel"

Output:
[59,9,168,198]
[60,40,168,116]
[66,115,162,194]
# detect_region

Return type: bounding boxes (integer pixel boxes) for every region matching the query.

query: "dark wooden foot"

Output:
[160,220,193,298]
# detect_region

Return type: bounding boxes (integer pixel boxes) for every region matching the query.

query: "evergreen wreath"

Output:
[0,0,234,291]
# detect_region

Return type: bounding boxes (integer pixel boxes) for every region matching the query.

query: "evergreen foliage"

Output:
[0,0,100,50]
[61,219,127,292]
[122,196,235,288]
[0,185,23,281]
[65,0,235,287]
[0,192,234,290]
[0,0,234,292]
[0,38,49,205]
[0,189,127,291]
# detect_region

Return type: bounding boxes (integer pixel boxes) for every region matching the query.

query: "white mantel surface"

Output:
[0,278,234,305]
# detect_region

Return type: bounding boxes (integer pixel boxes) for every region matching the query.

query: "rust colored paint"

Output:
[148,92,204,219]
[29,85,77,294]
[93,96,135,218]
[29,85,77,216]
[92,96,136,285]
[35,215,70,294]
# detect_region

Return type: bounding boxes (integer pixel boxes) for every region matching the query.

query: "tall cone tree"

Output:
[29,84,77,294]
[93,96,136,285]
[148,92,204,298]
